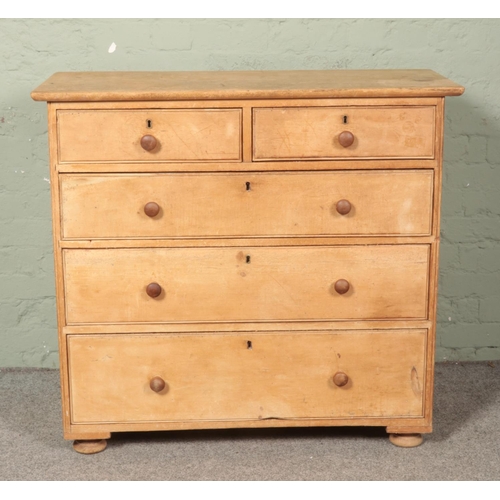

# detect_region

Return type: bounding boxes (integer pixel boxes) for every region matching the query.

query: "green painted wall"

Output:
[1,19,499,367]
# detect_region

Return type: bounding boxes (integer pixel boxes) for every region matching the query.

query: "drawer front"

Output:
[68,331,426,424]
[63,245,429,324]
[60,171,433,239]
[253,106,435,160]
[57,109,242,162]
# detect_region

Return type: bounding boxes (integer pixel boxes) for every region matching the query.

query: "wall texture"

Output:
[1,18,499,367]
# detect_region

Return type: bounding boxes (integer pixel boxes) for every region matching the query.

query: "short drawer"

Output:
[60,170,434,239]
[63,245,429,324]
[253,106,435,160]
[68,330,426,424]
[57,109,242,162]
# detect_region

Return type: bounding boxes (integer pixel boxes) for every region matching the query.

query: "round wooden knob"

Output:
[150,376,166,393]
[334,279,350,295]
[146,282,162,298]
[144,202,160,218]
[140,135,157,151]
[338,131,354,148]
[333,372,349,387]
[336,199,352,215]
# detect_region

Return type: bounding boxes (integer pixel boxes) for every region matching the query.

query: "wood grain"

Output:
[253,106,435,160]
[57,109,242,163]
[47,104,73,438]
[31,70,463,446]
[386,425,432,434]
[68,416,431,436]
[56,159,440,173]
[31,70,464,102]
[60,171,434,239]
[423,97,446,424]
[44,97,443,111]
[67,330,426,424]
[62,320,433,335]
[63,245,430,324]
[59,236,436,249]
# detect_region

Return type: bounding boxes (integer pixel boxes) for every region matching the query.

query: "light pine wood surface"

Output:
[253,106,435,160]
[57,109,242,162]
[67,331,426,424]
[31,70,465,101]
[60,171,434,239]
[31,69,464,450]
[63,245,430,324]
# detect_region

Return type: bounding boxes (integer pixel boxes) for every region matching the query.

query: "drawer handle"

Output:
[140,134,158,151]
[334,279,350,295]
[333,372,349,387]
[336,199,352,215]
[338,131,355,148]
[150,376,166,393]
[146,282,162,298]
[144,202,160,218]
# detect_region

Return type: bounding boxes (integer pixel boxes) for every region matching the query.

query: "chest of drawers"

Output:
[31,70,464,453]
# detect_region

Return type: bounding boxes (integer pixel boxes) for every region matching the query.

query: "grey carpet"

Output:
[0,362,499,480]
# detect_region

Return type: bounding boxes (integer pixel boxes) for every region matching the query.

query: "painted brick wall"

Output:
[1,19,499,367]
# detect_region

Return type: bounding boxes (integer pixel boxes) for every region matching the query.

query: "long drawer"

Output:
[253,106,435,160]
[60,171,434,239]
[57,109,242,163]
[63,245,429,324]
[68,330,426,424]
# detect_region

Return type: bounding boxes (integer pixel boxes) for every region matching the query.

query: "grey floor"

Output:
[1,362,499,481]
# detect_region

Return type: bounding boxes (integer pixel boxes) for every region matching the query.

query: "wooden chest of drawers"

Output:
[32,70,464,453]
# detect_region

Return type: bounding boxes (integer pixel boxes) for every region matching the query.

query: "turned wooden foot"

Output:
[389,433,423,448]
[73,439,107,454]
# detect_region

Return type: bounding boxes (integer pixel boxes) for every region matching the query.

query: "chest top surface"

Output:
[31,69,464,102]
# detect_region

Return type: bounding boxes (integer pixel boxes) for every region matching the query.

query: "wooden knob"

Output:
[146,282,162,298]
[144,202,160,217]
[140,135,157,151]
[338,131,354,148]
[336,199,351,215]
[333,372,349,387]
[150,376,166,393]
[334,279,350,295]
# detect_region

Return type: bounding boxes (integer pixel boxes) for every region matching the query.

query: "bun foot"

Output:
[73,439,107,454]
[389,433,423,448]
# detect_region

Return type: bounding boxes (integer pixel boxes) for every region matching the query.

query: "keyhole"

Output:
[247,340,252,350]
[246,182,251,191]
[246,255,251,263]
[343,115,348,124]
[146,119,152,128]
